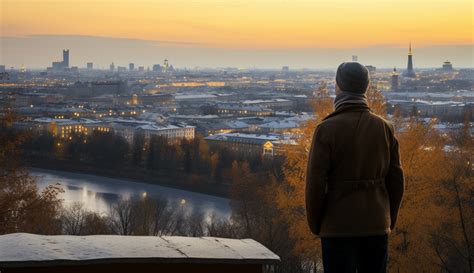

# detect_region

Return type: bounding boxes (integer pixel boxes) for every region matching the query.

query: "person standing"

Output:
[306,62,405,273]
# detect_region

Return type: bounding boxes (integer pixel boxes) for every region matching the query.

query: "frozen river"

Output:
[31,169,231,219]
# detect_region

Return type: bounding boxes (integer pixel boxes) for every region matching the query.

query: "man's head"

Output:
[335,62,370,95]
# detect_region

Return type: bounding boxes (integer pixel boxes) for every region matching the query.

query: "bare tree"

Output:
[109,199,136,235]
[61,202,88,235]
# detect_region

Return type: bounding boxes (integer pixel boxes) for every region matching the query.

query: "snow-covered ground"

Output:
[32,169,230,220]
[0,233,279,263]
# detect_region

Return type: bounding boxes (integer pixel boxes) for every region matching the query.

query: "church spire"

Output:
[403,42,416,77]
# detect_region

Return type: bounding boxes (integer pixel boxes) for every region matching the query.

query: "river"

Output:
[31,169,231,220]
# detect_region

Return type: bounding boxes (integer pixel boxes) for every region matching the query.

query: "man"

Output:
[306,62,404,273]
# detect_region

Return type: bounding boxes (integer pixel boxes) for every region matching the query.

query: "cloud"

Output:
[23,34,202,46]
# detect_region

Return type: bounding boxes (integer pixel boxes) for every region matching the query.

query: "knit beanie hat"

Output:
[336,62,370,94]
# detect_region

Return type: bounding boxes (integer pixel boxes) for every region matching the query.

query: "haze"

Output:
[1,0,473,68]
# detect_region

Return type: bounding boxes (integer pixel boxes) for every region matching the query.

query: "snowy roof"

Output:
[0,233,279,266]
[241,99,291,104]
[259,114,313,129]
[170,114,220,119]
[259,120,300,129]
[217,104,272,112]
[137,123,195,131]
[175,94,218,100]
[205,133,292,145]
[33,117,81,125]
[202,120,250,130]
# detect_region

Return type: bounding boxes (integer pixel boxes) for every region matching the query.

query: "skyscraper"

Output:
[391,67,399,91]
[49,49,70,71]
[63,50,69,68]
[442,61,453,72]
[87,62,93,70]
[163,59,169,73]
[403,43,416,77]
[152,64,162,72]
[129,63,135,71]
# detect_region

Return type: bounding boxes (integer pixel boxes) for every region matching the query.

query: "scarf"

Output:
[333,91,368,110]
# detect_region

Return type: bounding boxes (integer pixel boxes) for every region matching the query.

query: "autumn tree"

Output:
[431,120,473,273]
[275,83,332,267]
[388,117,451,273]
[230,160,305,273]
[0,110,63,235]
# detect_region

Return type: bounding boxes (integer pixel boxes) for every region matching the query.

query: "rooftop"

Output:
[0,233,279,269]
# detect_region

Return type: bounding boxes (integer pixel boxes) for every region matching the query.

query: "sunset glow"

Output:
[2,0,473,48]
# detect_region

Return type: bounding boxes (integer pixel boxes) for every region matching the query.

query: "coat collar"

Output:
[323,104,371,121]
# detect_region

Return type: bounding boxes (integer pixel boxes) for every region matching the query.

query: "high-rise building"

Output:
[110,62,115,71]
[49,49,70,71]
[391,67,399,91]
[152,64,162,72]
[129,63,135,71]
[0,65,5,73]
[442,61,453,72]
[403,43,416,77]
[63,50,69,68]
[352,55,358,62]
[163,59,169,73]
[87,62,93,70]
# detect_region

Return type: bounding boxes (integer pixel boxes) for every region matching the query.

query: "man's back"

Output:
[306,103,403,237]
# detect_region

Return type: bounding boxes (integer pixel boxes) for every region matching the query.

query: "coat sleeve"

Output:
[306,125,331,236]
[385,125,405,230]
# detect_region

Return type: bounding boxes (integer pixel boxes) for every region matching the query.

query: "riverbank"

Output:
[28,159,230,198]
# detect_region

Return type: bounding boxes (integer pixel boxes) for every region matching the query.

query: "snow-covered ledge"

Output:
[0,233,280,273]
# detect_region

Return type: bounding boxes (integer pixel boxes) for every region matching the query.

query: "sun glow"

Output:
[2,0,472,48]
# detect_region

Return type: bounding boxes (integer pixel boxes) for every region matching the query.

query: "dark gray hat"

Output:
[336,62,370,94]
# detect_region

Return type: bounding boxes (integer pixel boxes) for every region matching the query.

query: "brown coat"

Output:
[306,104,404,237]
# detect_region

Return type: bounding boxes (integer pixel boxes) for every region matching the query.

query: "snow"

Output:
[170,114,220,119]
[205,133,282,141]
[241,99,291,104]
[0,233,280,263]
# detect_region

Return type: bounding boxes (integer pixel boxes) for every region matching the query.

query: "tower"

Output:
[391,67,399,91]
[62,49,69,68]
[442,61,453,72]
[163,59,169,73]
[403,43,416,77]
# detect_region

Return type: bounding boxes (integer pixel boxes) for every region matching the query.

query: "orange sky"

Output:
[1,0,473,48]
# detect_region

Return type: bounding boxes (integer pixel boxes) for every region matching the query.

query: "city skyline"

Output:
[1,0,473,69]
[1,35,473,69]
